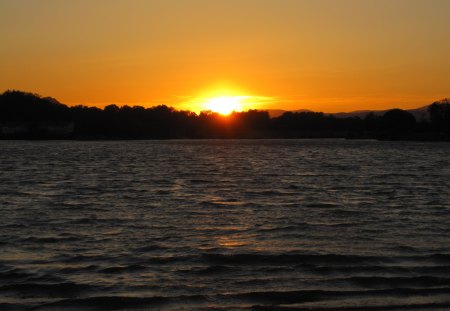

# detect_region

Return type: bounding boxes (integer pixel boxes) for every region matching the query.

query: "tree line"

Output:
[0,90,449,140]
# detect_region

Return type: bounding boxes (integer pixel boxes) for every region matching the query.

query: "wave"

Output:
[202,253,386,266]
[179,264,234,275]
[344,276,450,288]
[257,225,308,233]
[201,253,450,266]
[22,236,79,243]
[133,244,168,252]
[31,294,209,310]
[56,264,100,273]
[222,287,450,305]
[0,303,27,311]
[0,268,34,282]
[21,288,450,310]
[305,203,343,208]
[98,264,147,274]
[0,282,92,298]
[251,302,450,310]
[310,264,450,276]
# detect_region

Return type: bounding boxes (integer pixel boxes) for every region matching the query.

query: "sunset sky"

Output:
[1,0,449,113]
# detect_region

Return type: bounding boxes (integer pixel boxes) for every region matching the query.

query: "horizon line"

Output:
[1,89,447,115]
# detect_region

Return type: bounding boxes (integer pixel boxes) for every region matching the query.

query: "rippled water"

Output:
[1,139,450,310]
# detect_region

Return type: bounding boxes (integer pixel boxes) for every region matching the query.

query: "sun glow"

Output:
[178,83,275,114]
[203,96,245,115]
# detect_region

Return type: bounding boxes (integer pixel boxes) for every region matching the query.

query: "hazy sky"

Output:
[1,0,449,112]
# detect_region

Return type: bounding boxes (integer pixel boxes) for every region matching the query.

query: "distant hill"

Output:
[266,109,312,118]
[266,109,287,118]
[331,106,429,121]
[267,106,430,121]
[407,106,430,121]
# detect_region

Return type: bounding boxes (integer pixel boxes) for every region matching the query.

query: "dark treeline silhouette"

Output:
[1,90,449,140]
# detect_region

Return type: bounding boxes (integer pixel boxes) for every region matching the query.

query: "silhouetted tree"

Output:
[0,90,448,140]
[428,99,450,133]
[0,90,70,122]
[381,109,416,131]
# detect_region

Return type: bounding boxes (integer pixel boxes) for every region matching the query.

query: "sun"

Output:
[181,84,272,114]
[203,96,244,115]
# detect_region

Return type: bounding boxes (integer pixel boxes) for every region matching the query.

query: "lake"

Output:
[1,139,449,310]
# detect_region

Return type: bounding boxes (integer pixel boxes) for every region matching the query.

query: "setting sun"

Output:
[203,96,244,115]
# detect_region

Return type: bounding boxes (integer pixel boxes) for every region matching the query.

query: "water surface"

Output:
[1,139,450,310]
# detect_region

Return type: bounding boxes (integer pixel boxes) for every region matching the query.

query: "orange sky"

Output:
[1,0,449,112]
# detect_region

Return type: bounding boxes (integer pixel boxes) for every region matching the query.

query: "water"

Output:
[0,139,449,310]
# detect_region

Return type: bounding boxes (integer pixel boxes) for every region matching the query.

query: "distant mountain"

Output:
[267,106,430,121]
[265,109,287,118]
[332,110,383,118]
[407,106,430,121]
[331,106,429,121]
[266,109,312,118]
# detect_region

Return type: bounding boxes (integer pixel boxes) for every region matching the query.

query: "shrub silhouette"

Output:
[381,109,417,131]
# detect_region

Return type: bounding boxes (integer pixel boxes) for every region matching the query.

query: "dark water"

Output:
[1,139,450,310]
